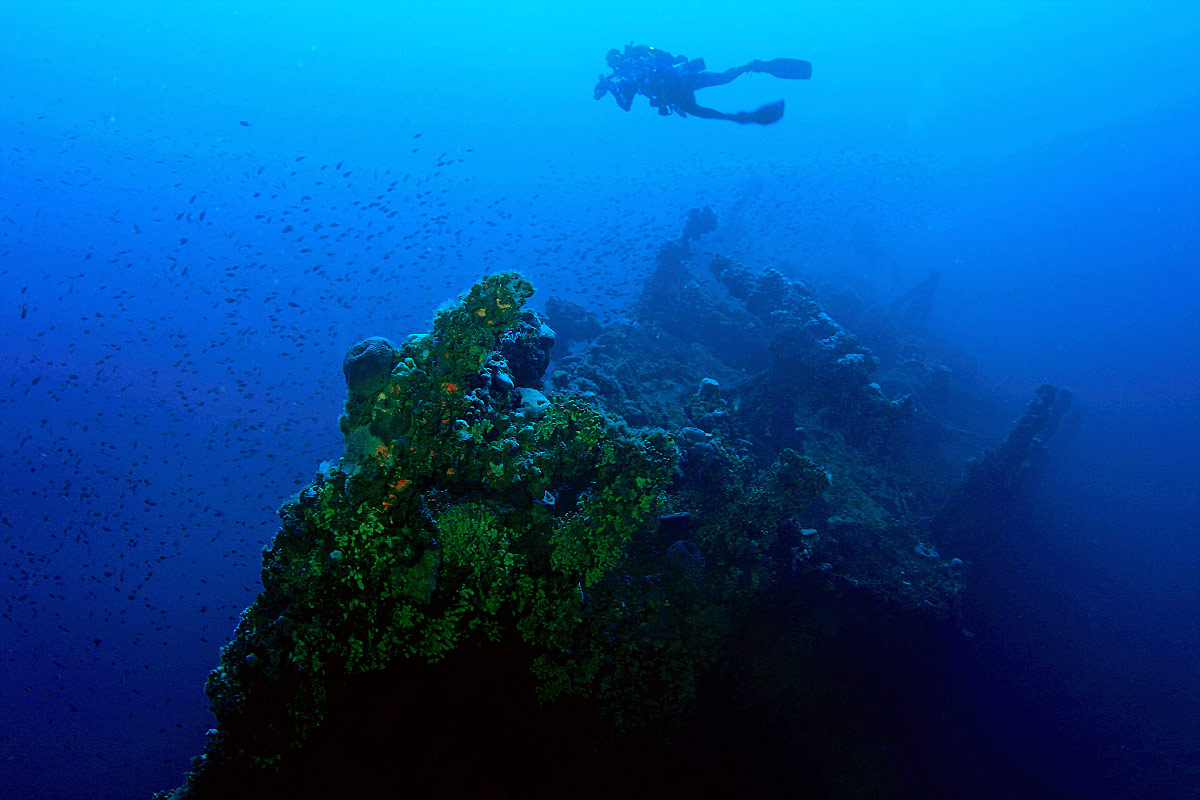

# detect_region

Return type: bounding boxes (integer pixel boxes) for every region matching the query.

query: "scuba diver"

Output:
[594,43,812,124]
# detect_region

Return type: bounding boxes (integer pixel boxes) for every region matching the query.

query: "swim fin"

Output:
[753,58,812,80]
[738,100,785,125]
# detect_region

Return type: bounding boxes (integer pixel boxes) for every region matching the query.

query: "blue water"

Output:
[2,2,1198,798]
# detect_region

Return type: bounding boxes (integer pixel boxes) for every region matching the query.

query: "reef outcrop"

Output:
[157,213,1068,799]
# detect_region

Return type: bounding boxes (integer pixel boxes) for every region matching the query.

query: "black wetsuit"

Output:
[594,44,812,124]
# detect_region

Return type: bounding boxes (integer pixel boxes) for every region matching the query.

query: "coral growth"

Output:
[158,212,1062,798]
[161,275,697,796]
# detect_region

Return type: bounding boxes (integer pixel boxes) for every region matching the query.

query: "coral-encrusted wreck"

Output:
[157,214,1067,799]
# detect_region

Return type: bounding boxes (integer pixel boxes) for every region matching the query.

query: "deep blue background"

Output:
[2,3,1197,797]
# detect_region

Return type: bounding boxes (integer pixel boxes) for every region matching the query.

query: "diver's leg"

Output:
[696,57,811,88]
[696,57,813,90]
[694,67,748,89]
[674,98,784,124]
[673,99,739,120]
[688,100,785,125]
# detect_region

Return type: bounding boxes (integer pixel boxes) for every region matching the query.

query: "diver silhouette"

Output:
[594,43,812,124]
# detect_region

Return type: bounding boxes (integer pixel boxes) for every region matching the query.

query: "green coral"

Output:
[533,395,677,586]
[683,444,831,599]
[432,501,519,623]
[194,273,681,778]
[431,272,533,372]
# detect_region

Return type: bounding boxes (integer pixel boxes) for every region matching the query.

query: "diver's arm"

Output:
[614,86,634,111]
[595,76,635,111]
